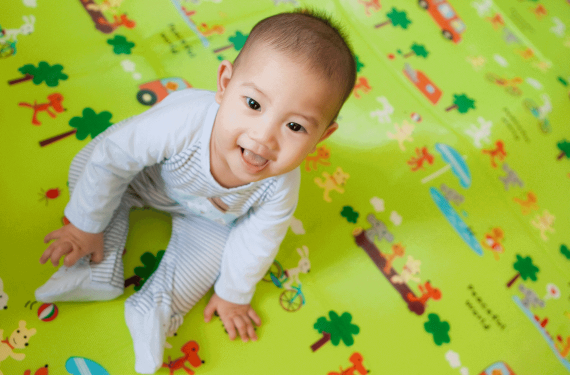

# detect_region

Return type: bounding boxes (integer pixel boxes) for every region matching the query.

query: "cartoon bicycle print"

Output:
[263,246,310,312]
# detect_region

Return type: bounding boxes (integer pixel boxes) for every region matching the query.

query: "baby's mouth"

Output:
[241,147,268,167]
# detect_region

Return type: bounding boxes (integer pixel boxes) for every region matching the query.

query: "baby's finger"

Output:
[44,227,64,243]
[90,247,104,264]
[223,318,237,340]
[63,248,85,268]
[203,302,216,323]
[39,244,56,264]
[248,309,262,326]
[233,316,249,342]
[49,242,73,267]
[246,319,258,341]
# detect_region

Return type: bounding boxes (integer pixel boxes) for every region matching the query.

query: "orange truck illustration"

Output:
[403,63,442,104]
[419,0,466,43]
[136,77,192,106]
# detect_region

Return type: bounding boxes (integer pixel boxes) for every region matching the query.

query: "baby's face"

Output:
[211,46,342,188]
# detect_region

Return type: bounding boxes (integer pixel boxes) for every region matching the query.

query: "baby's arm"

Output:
[40,223,104,267]
[206,169,300,341]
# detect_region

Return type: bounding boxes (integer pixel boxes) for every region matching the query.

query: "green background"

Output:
[1,0,569,374]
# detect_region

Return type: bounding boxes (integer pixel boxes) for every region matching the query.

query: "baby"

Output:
[35,9,356,374]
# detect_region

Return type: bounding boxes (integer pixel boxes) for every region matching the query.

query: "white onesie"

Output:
[35,88,300,373]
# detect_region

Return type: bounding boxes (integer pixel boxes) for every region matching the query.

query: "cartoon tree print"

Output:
[125,250,165,290]
[107,35,135,54]
[424,313,450,345]
[355,55,364,73]
[341,206,359,223]
[39,108,113,147]
[560,244,570,259]
[506,254,539,288]
[8,61,68,86]
[311,311,359,352]
[556,140,570,160]
[375,8,412,30]
[213,31,248,54]
[445,94,476,113]
[402,43,429,58]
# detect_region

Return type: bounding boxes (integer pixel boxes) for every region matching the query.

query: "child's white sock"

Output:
[124,299,170,374]
[35,258,123,302]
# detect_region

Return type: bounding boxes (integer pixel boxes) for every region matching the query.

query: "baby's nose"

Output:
[249,123,278,149]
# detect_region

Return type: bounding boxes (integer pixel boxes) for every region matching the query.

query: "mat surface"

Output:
[1,0,570,374]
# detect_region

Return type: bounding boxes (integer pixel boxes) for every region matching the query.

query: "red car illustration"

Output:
[136,77,192,106]
[403,63,442,104]
[419,0,466,43]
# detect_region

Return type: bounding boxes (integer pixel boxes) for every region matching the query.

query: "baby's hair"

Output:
[234,9,357,112]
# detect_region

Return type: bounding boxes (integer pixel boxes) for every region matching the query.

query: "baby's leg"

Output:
[125,214,230,373]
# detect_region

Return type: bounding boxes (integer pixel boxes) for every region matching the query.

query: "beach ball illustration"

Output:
[37,303,58,322]
[66,357,109,375]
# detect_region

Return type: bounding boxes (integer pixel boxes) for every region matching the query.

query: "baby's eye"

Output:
[287,122,305,132]
[246,97,260,111]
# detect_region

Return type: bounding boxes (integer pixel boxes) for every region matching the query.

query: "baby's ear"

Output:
[318,122,338,144]
[310,122,338,154]
[215,60,233,104]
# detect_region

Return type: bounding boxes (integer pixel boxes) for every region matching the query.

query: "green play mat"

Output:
[1,0,569,374]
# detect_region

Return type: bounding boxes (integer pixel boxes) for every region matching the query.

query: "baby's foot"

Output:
[35,258,123,302]
[124,297,170,374]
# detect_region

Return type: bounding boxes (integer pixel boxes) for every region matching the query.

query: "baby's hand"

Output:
[40,223,104,267]
[204,293,261,342]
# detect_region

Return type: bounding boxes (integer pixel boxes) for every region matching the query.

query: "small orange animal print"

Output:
[407,147,434,171]
[162,341,204,375]
[24,365,49,375]
[513,192,538,215]
[407,281,442,306]
[305,145,331,171]
[482,140,506,168]
[353,76,372,99]
[19,93,66,126]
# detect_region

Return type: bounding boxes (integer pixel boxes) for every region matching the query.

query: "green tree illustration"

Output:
[355,55,364,73]
[445,94,476,113]
[213,31,248,54]
[375,8,412,29]
[403,43,429,58]
[125,250,165,290]
[506,254,539,288]
[556,140,570,160]
[341,206,359,223]
[424,313,450,345]
[39,108,113,147]
[310,311,359,352]
[107,35,135,54]
[8,61,68,86]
